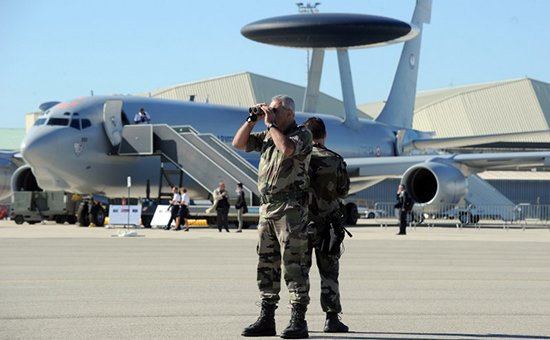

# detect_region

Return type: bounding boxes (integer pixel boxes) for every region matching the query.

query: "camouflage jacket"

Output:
[308,143,350,224]
[246,121,312,218]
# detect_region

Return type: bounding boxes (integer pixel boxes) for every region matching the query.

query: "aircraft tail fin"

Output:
[374,0,432,129]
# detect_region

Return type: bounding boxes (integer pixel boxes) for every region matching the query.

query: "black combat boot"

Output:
[324,312,349,333]
[241,302,277,337]
[280,304,308,339]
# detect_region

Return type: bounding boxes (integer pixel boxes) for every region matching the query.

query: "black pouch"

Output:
[318,213,346,255]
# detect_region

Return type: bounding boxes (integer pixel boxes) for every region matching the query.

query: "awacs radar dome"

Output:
[241,13,417,49]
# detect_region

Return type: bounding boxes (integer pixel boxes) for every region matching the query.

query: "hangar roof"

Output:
[414,78,550,142]
[137,71,370,119]
[360,77,550,143]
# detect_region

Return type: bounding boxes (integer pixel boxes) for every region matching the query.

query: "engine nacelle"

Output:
[0,153,22,202]
[402,161,467,207]
[11,165,42,193]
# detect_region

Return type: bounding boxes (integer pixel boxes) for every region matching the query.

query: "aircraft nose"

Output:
[21,130,56,165]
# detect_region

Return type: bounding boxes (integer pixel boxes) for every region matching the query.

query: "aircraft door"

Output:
[103,100,124,146]
[395,129,406,156]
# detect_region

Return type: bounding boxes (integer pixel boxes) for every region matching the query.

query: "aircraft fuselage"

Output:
[20,95,399,199]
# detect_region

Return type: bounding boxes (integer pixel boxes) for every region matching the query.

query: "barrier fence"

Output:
[353,200,550,230]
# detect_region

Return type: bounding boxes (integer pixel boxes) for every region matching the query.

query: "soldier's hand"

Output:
[263,107,275,127]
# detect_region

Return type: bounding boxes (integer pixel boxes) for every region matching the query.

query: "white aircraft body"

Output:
[9,0,550,224]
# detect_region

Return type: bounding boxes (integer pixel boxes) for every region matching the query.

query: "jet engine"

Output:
[0,167,14,202]
[401,161,467,208]
[11,165,41,193]
[0,154,25,202]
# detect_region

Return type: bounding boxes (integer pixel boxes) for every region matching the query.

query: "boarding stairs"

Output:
[117,124,260,205]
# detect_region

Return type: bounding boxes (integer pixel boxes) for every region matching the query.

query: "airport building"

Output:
[5,74,550,205]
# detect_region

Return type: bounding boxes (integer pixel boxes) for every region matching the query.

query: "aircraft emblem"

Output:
[73,141,83,156]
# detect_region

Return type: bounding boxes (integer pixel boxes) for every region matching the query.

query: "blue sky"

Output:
[1,0,549,128]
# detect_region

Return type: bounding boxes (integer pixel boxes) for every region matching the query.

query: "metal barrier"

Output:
[372,202,399,229]
[366,202,550,230]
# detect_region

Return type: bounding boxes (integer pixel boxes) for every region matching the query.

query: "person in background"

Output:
[394,184,412,235]
[213,182,230,232]
[174,188,191,231]
[133,107,151,124]
[235,183,247,233]
[165,186,181,230]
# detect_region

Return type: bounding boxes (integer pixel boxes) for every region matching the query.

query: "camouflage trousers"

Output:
[256,208,310,306]
[308,223,342,313]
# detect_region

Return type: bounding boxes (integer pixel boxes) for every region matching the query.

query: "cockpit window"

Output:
[81,119,91,129]
[70,119,81,130]
[34,118,47,126]
[47,118,70,126]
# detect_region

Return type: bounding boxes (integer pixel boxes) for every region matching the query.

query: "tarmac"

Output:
[1,220,549,340]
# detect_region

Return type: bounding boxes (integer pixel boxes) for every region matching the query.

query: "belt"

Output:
[260,191,308,205]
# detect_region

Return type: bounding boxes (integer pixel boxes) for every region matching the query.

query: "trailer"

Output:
[10,191,80,225]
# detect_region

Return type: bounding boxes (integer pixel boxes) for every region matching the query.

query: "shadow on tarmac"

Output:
[308,331,550,339]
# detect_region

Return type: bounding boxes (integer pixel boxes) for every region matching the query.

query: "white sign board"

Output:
[150,205,173,227]
[108,205,142,225]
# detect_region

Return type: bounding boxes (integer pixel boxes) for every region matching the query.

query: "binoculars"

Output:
[248,106,265,122]
[249,106,264,114]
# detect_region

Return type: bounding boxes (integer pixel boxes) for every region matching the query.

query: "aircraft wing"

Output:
[452,151,550,170]
[404,129,550,152]
[346,155,434,178]
[345,151,550,178]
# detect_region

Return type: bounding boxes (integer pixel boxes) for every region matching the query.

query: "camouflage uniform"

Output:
[307,143,350,313]
[245,122,312,306]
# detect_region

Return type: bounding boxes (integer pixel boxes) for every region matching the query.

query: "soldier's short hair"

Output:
[272,95,295,113]
[304,117,326,140]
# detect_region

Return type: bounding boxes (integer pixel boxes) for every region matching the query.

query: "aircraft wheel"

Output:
[90,206,106,227]
[14,215,25,225]
[344,202,359,226]
[55,215,67,224]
